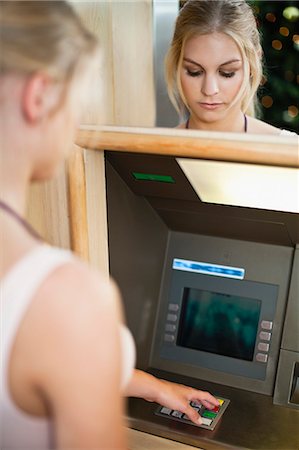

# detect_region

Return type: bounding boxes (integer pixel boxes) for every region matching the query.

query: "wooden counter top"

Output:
[128,428,200,450]
[76,125,299,168]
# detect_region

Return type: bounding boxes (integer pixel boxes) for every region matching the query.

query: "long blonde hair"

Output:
[0,1,98,90]
[165,0,263,119]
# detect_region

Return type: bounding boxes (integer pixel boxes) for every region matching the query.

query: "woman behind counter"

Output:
[0,2,218,449]
[165,0,297,136]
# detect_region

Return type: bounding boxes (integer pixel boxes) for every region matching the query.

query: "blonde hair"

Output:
[0,1,98,87]
[165,0,263,119]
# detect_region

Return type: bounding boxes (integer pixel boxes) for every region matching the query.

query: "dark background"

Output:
[252,1,299,132]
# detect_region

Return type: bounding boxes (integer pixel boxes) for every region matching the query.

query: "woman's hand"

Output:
[155,378,219,425]
[125,369,219,426]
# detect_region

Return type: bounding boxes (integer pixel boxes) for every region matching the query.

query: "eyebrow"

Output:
[183,58,241,67]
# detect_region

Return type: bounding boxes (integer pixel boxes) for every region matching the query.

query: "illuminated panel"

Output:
[177,159,299,213]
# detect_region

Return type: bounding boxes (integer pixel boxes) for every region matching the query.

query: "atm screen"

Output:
[177,288,261,361]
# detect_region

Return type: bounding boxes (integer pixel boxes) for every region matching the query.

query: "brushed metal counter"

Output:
[127,370,299,450]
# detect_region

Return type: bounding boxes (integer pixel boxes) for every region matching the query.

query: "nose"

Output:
[201,74,219,96]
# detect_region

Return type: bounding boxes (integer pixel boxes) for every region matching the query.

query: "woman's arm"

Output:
[124,369,219,425]
[10,261,128,449]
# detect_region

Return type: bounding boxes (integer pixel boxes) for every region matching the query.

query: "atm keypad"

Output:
[155,397,230,431]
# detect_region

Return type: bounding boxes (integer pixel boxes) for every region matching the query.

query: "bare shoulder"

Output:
[16,259,126,447]
[15,258,123,363]
[247,116,282,135]
[37,259,121,312]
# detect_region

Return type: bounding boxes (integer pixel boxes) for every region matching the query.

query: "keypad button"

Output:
[182,414,190,420]
[201,418,212,426]
[160,407,172,415]
[190,401,202,408]
[192,407,201,413]
[211,405,220,413]
[167,313,177,322]
[203,410,217,419]
[217,398,224,406]
[165,323,176,332]
[256,353,268,363]
[168,303,179,312]
[171,410,183,418]
[259,331,271,341]
[261,320,273,331]
[164,334,175,343]
[258,342,269,352]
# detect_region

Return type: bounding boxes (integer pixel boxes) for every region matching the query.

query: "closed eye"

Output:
[186,69,203,77]
[219,71,236,78]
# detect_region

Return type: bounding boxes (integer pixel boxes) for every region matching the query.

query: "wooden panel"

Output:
[111,0,155,127]
[77,126,299,168]
[27,2,156,269]
[27,162,71,248]
[72,1,114,126]
[67,145,89,260]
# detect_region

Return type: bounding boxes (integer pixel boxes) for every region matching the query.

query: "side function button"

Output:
[165,323,176,332]
[258,342,269,352]
[259,331,271,341]
[168,303,179,312]
[164,334,175,343]
[167,313,177,322]
[261,320,273,331]
[256,353,268,363]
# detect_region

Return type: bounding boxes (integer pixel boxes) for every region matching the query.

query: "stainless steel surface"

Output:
[281,246,299,353]
[274,246,299,409]
[153,0,179,127]
[274,349,299,410]
[128,369,299,450]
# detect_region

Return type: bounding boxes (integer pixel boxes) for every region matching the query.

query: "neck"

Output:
[187,110,246,133]
[0,139,32,217]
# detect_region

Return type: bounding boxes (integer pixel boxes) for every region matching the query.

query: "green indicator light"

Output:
[132,172,175,183]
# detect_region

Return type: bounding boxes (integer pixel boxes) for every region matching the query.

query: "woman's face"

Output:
[180,32,244,126]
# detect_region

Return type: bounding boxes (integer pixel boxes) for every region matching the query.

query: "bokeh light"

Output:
[266,12,276,22]
[272,39,283,50]
[288,105,298,118]
[279,27,290,37]
[283,6,299,22]
[261,96,274,108]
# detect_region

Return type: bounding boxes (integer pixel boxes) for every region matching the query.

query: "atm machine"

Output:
[105,146,299,450]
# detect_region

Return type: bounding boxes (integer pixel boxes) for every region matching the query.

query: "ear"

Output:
[21,73,54,123]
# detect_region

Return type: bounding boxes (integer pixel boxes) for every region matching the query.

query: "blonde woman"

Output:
[0,2,218,449]
[165,0,297,135]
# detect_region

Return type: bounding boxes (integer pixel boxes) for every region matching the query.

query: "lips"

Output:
[198,102,223,110]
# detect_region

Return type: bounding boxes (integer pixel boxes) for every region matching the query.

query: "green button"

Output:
[202,411,217,419]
